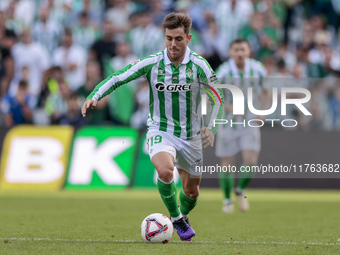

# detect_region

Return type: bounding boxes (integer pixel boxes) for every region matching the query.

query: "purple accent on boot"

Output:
[172,217,195,241]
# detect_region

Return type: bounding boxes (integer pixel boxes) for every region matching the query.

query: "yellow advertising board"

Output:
[0,125,73,190]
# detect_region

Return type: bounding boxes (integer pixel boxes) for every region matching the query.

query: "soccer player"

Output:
[215,38,268,213]
[81,13,223,241]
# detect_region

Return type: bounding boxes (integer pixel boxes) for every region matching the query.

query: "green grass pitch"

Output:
[0,189,339,254]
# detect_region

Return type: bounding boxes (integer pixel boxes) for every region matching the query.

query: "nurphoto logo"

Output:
[201,84,311,128]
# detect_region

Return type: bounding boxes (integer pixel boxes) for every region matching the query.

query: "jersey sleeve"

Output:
[194,57,224,135]
[215,62,229,84]
[87,57,153,101]
[216,62,233,104]
[257,61,268,78]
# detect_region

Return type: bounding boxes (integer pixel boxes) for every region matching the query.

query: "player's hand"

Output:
[81,99,97,117]
[201,127,214,148]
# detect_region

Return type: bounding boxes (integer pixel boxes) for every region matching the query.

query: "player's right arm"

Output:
[82,57,154,117]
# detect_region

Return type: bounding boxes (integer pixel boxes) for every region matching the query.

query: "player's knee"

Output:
[221,157,235,167]
[183,187,199,199]
[244,160,257,167]
[157,166,174,183]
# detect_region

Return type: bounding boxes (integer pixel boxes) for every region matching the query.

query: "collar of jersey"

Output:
[164,46,191,66]
[229,57,250,75]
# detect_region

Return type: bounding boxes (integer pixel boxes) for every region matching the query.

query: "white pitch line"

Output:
[1,238,340,246]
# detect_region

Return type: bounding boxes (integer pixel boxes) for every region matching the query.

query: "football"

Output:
[140,213,174,243]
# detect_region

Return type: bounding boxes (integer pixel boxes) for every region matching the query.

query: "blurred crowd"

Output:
[0,0,339,131]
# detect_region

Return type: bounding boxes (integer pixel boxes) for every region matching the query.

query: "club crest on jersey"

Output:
[186,69,193,78]
[155,82,192,92]
[172,76,178,83]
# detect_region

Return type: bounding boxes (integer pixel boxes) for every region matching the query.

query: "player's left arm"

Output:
[198,61,224,148]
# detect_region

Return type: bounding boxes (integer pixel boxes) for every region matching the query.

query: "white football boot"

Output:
[222,199,234,213]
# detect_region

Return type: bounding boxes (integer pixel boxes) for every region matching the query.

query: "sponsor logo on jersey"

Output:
[158,69,165,75]
[155,82,192,92]
[209,75,218,83]
[172,76,178,83]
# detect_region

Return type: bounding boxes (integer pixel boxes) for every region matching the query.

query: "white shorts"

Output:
[215,127,261,158]
[146,130,203,176]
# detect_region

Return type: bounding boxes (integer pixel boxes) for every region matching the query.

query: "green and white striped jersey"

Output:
[88,47,224,140]
[216,58,267,126]
[72,25,100,51]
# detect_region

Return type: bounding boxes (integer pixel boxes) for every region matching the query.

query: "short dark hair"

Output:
[162,12,192,35]
[79,11,88,19]
[64,28,72,36]
[277,59,286,69]
[69,92,79,100]
[138,11,149,17]
[230,38,250,48]
[4,29,16,39]
[51,66,63,72]
[18,80,28,88]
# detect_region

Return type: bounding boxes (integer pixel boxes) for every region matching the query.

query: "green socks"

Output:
[237,177,252,191]
[219,171,235,199]
[157,179,200,218]
[237,165,255,191]
[219,164,254,197]
[179,190,198,216]
[157,178,181,218]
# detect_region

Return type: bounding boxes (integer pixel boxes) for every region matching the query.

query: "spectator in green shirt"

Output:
[253,0,287,28]
[238,12,278,60]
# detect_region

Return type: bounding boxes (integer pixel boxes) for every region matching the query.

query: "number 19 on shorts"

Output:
[147,135,162,149]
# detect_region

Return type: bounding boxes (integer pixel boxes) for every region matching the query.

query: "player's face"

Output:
[165,27,192,61]
[63,34,72,47]
[230,42,251,65]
